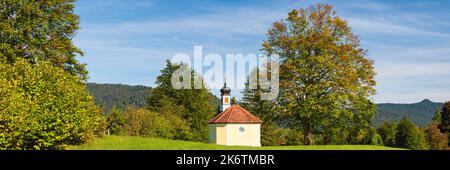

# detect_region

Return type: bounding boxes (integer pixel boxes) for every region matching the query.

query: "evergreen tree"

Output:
[106,107,125,135]
[433,108,441,122]
[439,101,450,133]
[241,68,280,146]
[148,60,216,142]
[439,101,450,146]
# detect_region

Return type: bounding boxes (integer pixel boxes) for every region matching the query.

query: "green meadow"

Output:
[67,136,404,150]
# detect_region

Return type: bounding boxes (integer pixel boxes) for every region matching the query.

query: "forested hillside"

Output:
[86,83,220,113]
[86,83,151,112]
[374,99,443,127]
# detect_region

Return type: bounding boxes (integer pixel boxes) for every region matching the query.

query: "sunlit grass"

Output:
[66,135,404,150]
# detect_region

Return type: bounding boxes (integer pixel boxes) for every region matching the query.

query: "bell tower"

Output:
[220,75,231,112]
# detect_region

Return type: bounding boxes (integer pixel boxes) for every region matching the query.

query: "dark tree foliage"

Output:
[440,101,450,133]
[439,101,450,145]
[106,107,125,135]
[377,122,397,147]
[241,68,280,146]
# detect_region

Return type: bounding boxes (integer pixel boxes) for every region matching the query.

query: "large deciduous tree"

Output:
[0,0,87,79]
[262,4,376,145]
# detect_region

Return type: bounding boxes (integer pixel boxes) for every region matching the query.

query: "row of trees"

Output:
[378,107,450,150]
[106,106,174,139]
[0,0,103,150]
[242,85,450,150]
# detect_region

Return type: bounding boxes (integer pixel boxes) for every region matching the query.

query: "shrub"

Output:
[363,127,384,145]
[121,106,173,139]
[274,128,289,146]
[286,129,304,145]
[324,128,351,145]
[370,133,384,146]
[106,107,125,135]
[152,96,193,141]
[0,60,102,150]
[260,123,280,146]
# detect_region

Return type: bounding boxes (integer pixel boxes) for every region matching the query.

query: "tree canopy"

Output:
[0,0,87,79]
[241,67,280,146]
[262,4,377,145]
[148,60,217,142]
[439,102,450,133]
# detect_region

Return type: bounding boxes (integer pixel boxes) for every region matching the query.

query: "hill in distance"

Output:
[86,83,151,112]
[374,99,443,127]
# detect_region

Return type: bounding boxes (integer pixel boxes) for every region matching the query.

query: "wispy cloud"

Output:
[347,18,450,38]
[346,0,394,11]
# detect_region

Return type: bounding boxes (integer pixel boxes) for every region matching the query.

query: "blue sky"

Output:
[73,0,450,103]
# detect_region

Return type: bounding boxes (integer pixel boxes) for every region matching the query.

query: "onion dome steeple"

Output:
[220,82,231,95]
[219,75,231,112]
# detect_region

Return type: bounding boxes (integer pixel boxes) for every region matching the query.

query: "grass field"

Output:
[66,136,404,150]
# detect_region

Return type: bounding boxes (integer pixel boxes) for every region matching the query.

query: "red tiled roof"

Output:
[209,105,262,124]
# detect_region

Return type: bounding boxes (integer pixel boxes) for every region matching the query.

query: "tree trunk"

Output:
[303,122,312,145]
[323,134,329,145]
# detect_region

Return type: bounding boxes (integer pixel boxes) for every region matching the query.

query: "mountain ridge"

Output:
[374,99,443,127]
